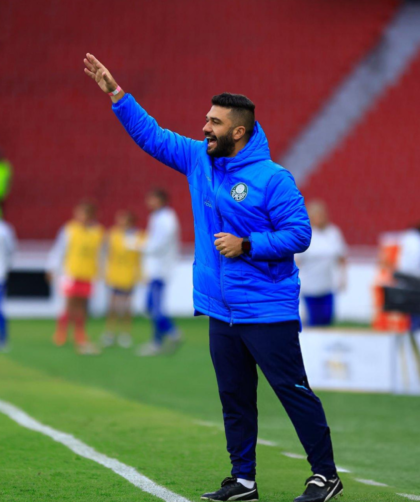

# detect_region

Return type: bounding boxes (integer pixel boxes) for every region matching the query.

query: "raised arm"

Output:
[83,53,200,176]
[83,53,126,104]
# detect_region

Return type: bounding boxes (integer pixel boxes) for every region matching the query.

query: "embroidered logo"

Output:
[230,182,248,202]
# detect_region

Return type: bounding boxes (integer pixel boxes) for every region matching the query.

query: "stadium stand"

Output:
[1,0,400,242]
[301,48,420,245]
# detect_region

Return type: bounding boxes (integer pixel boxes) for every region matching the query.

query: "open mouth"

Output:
[206,137,217,148]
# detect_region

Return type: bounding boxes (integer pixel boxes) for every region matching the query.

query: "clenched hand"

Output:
[214,232,243,258]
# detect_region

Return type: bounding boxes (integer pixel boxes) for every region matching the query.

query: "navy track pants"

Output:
[146,279,175,344]
[209,317,336,481]
[304,293,335,326]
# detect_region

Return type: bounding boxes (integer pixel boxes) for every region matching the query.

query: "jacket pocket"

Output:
[266,262,275,283]
[268,261,294,283]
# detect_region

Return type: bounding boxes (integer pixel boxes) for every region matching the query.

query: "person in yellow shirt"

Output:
[101,210,143,348]
[47,201,104,354]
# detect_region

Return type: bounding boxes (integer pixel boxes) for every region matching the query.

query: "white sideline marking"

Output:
[355,478,388,487]
[0,403,412,500]
[194,420,352,472]
[0,400,192,502]
[282,452,306,459]
[257,438,277,447]
[281,453,351,474]
[193,420,417,497]
[336,466,351,473]
[193,421,277,446]
[194,420,223,429]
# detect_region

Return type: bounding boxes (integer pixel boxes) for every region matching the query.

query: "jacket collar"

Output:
[211,121,271,171]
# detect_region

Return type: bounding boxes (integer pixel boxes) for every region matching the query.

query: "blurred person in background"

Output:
[397,222,420,278]
[0,148,13,213]
[101,210,144,348]
[397,222,420,331]
[298,200,347,326]
[136,188,181,357]
[0,210,16,352]
[47,201,104,355]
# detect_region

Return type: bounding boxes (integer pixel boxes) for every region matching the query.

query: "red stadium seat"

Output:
[302,50,420,245]
[0,0,400,241]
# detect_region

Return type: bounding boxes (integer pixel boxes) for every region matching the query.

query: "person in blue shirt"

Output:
[84,53,342,502]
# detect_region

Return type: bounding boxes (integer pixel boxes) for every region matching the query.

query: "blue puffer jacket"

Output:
[113,94,311,325]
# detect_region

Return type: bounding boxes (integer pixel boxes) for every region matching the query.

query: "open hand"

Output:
[83,53,118,93]
[214,232,243,258]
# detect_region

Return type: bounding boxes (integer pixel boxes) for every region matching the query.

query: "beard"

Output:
[206,129,236,158]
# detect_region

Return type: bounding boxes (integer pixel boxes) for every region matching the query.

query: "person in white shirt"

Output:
[136,188,181,356]
[298,200,347,326]
[397,224,420,331]
[0,215,16,350]
[397,225,420,278]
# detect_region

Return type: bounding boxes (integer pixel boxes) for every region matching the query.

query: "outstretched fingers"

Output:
[86,53,104,71]
[83,57,95,72]
[84,68,96,79]
[84,52,117,92]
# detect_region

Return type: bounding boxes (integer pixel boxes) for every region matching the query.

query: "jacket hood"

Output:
[212,121,271,171]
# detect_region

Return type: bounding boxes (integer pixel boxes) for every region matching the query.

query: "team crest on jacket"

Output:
[231,182,248,202]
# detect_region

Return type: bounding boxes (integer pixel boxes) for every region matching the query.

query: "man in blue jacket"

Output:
[84,53,342,502]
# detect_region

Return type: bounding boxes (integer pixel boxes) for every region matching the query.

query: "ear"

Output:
[232,126,246,141]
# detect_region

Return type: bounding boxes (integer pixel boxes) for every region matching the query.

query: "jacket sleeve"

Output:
[249,170,312,261]
[112,93,201,177]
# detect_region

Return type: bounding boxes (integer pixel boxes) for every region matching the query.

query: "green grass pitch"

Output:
[0,317,419,501]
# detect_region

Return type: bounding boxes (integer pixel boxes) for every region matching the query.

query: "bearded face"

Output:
[205,127,236,158]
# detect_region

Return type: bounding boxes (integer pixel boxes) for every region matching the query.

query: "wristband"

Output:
[242,236,251,254]
[108,85,121,96]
